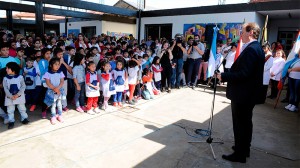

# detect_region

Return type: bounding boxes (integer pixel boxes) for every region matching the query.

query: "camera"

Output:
[176,38,182,44]
[192,40,198,46]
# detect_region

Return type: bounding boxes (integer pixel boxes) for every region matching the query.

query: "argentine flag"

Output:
[281,31,300,82]
[207,26,220,78]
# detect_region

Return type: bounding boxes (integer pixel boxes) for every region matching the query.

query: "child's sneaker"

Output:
[76,107,84,113]
[62,107,69,112]
[128,100,135,105]
[87,109,96,115]
[22,118,30,124]
[81,106,87,111]
[118,102,123,107]
[285,104,292,110]
[289,105,298,112]
[50,117,57,125]
[93,108,101,114]
[29,105,36,112]
[42,111,47,119]
[113,102,118,107]
[8,122,14,129]
[4,118,9,125]
[57,115,64,123]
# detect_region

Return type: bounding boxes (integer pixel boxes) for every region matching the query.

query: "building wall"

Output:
[59,20,136,37]
[101,21,136,37]
[268,18,300,44]
[138,12,257,41]
[59,20,102,36]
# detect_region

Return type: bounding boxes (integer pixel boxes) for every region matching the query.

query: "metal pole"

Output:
[65,17,68,35]
[137,9,142,45]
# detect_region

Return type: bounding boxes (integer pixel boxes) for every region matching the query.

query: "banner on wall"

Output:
[107,31,131,39]
[183,23,242,44]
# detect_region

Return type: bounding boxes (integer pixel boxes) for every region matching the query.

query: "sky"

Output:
[0,0,250,18]
[85,0,250,10]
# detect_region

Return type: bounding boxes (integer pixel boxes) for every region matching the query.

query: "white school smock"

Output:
[224,51,236,69]
[263,55,273,85]
[151,64,162,82]
[33,60,42,86]
[100,72,115,97]
[128,66,139,85]
[23,66,37,90]
[3,75,26,106]
[270,57,285,81]
[112,69,125,92]
[85,71,100,97]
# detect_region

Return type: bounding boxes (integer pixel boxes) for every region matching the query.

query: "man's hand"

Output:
[288,68,292,73]
[214,73,222,81]
[76,85,81,91]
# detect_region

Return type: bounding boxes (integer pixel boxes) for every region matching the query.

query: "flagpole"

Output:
[260,15,268,45]
[189,26,224,160]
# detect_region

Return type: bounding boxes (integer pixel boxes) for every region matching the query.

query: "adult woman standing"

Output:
[285,49,300,112]
[74,33,88,50]
[157,41,173,92]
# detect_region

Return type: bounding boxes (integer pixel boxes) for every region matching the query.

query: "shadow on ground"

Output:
[134,101,300,167]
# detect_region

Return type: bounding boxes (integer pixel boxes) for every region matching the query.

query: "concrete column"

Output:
[6,10,13,30]
[35,0,44,37]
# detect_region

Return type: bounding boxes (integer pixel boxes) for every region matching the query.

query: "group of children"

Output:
[0,39,166,129]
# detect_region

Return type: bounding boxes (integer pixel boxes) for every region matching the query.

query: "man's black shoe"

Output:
[22,118,30,124]
[222,153,246,163]
[8,122,14,129]
[232,146,250,157]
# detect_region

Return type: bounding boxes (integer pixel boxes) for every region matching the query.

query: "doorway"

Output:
[145,24,172,41]
[277,31,298,53]
[82,26,96,39]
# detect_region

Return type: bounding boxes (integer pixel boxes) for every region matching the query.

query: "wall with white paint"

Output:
[137,12,257,41]
[59,20,102,36]
[102,21,136,37]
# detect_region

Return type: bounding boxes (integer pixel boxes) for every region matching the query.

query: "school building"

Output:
[0,0,299,52]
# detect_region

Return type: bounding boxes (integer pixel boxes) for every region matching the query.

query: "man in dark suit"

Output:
[216,22,265,163]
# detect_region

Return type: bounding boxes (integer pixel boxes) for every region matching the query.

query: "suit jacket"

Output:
[221,41,265,104]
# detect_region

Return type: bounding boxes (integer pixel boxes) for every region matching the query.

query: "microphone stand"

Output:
[188,50,231,160]
[204,49,231,91]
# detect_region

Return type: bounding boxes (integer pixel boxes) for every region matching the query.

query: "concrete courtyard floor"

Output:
[0,85,299,168]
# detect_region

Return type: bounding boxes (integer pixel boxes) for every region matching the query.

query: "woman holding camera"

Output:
[157,41,173,93]
[187,35,205,89]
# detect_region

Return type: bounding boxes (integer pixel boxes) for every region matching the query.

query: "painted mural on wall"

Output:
[68,29,80,37]
[183,23,242,44]
[107,31,131,39]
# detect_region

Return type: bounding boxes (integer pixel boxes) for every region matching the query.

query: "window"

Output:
[145,24,172,41]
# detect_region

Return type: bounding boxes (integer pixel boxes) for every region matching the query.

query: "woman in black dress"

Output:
[158,41,173,92]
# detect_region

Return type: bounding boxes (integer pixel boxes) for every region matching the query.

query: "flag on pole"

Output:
[286,31,300,62]
[234,19,246,62]
[274,31,300,108]
[280,31,300,85]
[207,26,219,78]
[260,15,268,45]
[234,37,242,62]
